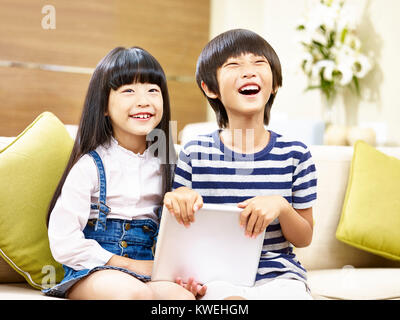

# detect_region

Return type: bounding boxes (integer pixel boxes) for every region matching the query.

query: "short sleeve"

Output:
[292,148,317,209]
[172,146,192,190]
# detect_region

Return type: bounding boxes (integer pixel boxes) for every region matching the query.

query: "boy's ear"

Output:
[201,81,219,99]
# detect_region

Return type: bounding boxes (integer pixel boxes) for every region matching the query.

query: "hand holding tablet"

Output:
[151,203,265,286]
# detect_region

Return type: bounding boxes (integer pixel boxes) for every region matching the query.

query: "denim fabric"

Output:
[89,150,110,232]
[43,151,162,298]
[43,218,158,298]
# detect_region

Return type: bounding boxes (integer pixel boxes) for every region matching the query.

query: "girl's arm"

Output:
[48,155,114,269]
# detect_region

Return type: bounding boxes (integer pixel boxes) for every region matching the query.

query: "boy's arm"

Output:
[238,196,313,247]
[276,203,313,248]
[238,146,316,247]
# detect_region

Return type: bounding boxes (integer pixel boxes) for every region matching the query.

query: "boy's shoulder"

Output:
[272,130,310,152]
[180,130,219,152]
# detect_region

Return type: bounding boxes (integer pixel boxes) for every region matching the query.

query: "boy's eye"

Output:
[224,62,239,67]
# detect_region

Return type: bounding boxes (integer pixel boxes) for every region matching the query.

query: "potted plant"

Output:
[296,0,373,145]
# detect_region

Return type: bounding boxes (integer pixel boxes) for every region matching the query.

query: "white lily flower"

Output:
[353,55,372,78]
[337,62,354,85]
[296,0,373,97]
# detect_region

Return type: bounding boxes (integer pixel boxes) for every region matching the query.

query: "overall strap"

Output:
[88,150,110,231]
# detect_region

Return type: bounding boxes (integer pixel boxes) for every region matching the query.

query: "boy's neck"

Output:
[220,120,270,154]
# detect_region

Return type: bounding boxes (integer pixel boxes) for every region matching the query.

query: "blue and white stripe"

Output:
[173,130,317,286]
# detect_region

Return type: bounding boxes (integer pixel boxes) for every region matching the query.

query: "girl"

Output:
[44,47,206,299]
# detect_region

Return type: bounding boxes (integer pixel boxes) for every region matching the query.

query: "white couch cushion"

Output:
[0,283,63,300]
[308,268,400,300]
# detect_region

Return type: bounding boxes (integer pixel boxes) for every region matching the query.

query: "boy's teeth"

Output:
[241,85,258,91]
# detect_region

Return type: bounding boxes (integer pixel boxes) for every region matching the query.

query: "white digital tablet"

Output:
[151,203,265,286]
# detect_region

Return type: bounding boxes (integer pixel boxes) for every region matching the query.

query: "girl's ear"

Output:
[201,81,218,99]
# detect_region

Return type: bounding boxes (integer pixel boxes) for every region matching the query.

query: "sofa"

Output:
[1,119,400,300]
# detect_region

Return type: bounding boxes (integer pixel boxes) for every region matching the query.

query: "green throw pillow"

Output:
[0,112,73,289]
[336,140,400,261]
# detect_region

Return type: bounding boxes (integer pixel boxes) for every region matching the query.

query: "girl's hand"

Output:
[163,187,203,227]
[238,195,289,238]
[175,277,207,298]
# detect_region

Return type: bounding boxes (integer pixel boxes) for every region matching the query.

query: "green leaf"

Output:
[340,28,348,43]
[353,76,360,96]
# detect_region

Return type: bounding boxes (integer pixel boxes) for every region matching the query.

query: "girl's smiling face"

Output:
[106,82,163,152]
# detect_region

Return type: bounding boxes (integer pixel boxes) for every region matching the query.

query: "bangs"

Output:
[107,47,165,90]
[203,29,273,70]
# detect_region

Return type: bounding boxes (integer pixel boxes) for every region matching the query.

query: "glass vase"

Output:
[321,93,348,145]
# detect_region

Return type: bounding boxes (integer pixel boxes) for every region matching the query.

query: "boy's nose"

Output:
[241,69,256,79]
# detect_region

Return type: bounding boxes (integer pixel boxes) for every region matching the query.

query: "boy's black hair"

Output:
[195,29,282,128]
[47,47,175,225]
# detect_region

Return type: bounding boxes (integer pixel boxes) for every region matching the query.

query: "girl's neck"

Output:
[220,118,270,154]
[112,134,147,155]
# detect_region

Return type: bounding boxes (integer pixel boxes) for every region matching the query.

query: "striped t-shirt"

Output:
[173,129,317,287]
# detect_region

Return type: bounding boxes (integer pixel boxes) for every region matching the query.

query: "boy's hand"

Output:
[238,195,289,238]
[164,187,203,227]
[175,277,207,298]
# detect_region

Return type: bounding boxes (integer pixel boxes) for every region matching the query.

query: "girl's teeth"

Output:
[133,114,151,119]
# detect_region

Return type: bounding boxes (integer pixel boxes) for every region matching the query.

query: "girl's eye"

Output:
[256,60,268,64]
[122,89,134,93]
[149,88,160,93]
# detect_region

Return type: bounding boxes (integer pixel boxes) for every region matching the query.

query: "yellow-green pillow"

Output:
[0,112,73,289]
[336,140,400,261]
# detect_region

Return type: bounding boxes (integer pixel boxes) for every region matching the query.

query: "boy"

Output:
[165,29,317,299]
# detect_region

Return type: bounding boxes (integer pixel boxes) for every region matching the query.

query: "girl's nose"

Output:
[136,98,150,108]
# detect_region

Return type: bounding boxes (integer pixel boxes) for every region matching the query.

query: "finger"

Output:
[246,211,259,237]
[164,195,173,213]
[237,198,252,208]
[252,215,264,238]
[259,219,270,236]
[186,197,195,223]
[239,206,251,228]
[180,200,191,227]
[190,280,198,296]
[171,198,183,225]
[198,284,207,296]
[175,277,183,286]
[186,277,194,291]
[193,194,204,212]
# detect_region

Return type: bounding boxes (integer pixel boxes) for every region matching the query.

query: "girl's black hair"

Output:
[47,46,176,225]
[195,29,283,128]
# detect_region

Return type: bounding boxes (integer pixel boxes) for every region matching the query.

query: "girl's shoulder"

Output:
[67,148,105,186]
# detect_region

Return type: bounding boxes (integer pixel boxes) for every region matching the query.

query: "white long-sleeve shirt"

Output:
[48,138,163,270]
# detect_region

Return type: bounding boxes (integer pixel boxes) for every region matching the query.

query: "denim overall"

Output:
[44,150,160,298]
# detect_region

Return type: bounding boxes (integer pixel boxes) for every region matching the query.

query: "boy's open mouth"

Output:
[238,84,261,96]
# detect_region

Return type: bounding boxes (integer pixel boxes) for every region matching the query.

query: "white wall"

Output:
[209,0,400,146]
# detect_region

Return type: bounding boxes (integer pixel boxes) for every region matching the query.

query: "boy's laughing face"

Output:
[202,53,274,123]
